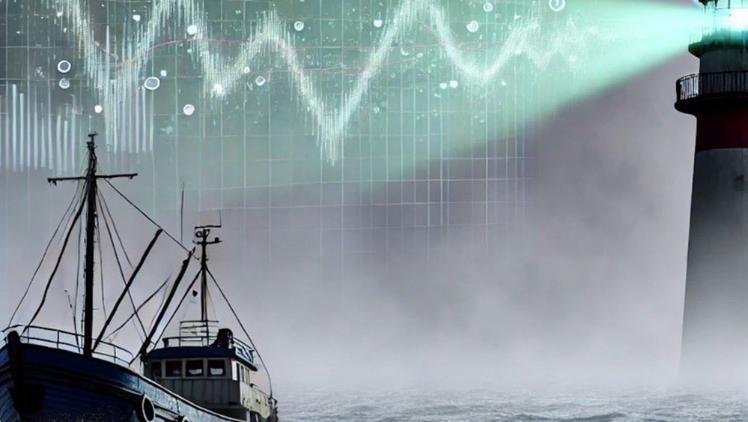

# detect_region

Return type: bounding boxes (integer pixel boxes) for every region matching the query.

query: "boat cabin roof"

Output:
[144,320,257,371]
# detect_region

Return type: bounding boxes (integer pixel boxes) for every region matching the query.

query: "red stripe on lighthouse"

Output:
[695,109,748,152]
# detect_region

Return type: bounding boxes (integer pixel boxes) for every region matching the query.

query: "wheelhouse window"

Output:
[165,360,182,377]
[208,359,226,377]
[185,360,204,377]
[150,361,162,378]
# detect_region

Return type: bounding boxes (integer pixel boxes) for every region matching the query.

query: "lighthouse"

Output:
[676,0,748,379]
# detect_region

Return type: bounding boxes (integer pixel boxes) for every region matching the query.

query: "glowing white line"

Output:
[52,0,599,162]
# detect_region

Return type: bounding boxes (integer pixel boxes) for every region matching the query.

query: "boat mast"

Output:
[48,133,137,357]
[193,225,221,330]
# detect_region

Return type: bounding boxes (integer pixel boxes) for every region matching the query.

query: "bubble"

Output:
[293,21,305,32]
[57,60,72,74]
[243,66,251,74]
[449,80,459,88]
[183,104,195,116]
[160,69,168,77]
[213,83,224,95]
[373,19,384,28]
[255,76,267,86]
[549,0,566,12]
[483,2,494,12]
[439,82,448,90]
[94,105,103,114]
[58,78,71,90]
[186,24,199,35]
[466,20,480,33]
[132,14,141,22]
[143,76,161,91]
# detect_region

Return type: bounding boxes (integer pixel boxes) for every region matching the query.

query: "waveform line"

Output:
[52,0,601,162]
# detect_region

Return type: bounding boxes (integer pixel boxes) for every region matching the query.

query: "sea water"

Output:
[282,389,748,421]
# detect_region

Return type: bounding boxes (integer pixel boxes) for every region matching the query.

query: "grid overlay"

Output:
[0,0,536,284]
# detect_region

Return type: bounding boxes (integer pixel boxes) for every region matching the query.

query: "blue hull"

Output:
[0,340,266,422]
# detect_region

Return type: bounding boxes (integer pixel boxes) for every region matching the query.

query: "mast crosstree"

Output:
[193,225,221,325]
[48,133,137,357]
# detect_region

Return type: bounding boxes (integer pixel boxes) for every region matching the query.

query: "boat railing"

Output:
[161,320,255,364]
[2,325,133,367]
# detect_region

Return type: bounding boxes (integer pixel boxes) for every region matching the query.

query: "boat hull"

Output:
[0,336,272,422]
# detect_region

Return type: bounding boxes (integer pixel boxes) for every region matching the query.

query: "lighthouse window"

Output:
[165,360,182,377]
[208,359,226,376]
[186,360,204,377]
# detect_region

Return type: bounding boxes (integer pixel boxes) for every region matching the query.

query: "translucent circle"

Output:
[255,76,266,86]
[183,104,195,116]
[483,2,494,12]
[242,66,251,74]
[449,80,459,89]
[466,20,480,33]
[549,0,566,12]
[293,21,305,32]
[160,69,168,77]
[58,78,71,90]
[143,76,161,91]
[439,82,448,90]
[57,60,72,74]
[94,105,103,114]
[373,19,384,28]
[186,24,198,35]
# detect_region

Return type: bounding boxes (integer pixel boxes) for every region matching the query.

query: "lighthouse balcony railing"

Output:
[1,324,134,367]
[677,71,748,102]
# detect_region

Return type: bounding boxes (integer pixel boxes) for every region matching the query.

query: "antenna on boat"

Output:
[48,133,137,357]
[193,224,221,326]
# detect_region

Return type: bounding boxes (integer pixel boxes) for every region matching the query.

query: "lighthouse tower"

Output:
[677,0,748,379]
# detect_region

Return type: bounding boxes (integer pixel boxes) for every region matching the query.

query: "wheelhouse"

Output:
[143,321,273,421]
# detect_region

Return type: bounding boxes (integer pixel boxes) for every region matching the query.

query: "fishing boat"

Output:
[0,134,279,421]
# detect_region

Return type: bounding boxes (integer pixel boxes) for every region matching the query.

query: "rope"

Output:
[103,180,193,256]
[24,187,88,331]
[105,275,171,342]
[7,180,84,326]
[130,271,200,365]
[95,215,107,318]
[97,192,147,339]
[150,272,201,350]
[73,207,83,346]
[206,267,274,398]
[99,187,133,267]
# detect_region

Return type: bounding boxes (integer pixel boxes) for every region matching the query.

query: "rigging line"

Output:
[96,213,107,319]
[149,271,201,353]
[8,179,85,327]
[131,267,199,365]
[24,187,88,331]
[99,185,133,268]
[73,216,83,348]
[102,179,194,258]
[105,274,171,342]
[94,229,163,349]
[96,191,147,340]
[206,267,273,398]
